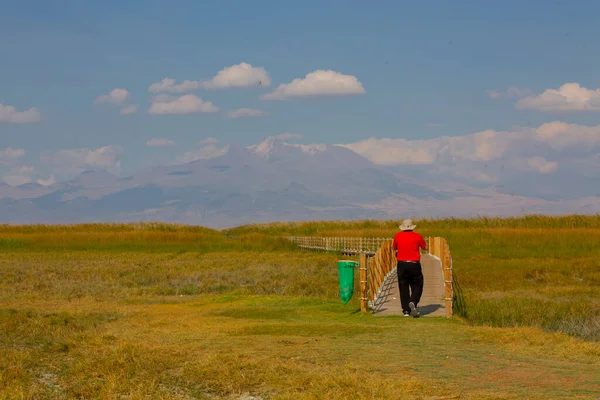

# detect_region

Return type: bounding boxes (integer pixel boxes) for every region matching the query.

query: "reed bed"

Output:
[226,214,600,236]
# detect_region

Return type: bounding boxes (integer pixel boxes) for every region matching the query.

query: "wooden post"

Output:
[368,255,376,302]
[359,253,368,312]
[442,239,453,318]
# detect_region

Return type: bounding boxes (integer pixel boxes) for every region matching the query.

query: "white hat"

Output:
[399,219,416,231]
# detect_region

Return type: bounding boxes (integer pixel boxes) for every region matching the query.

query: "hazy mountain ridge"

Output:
[1,136,598,228]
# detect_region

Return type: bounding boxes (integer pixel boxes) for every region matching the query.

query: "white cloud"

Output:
[0,148,25,170]
[149,94,173,103]
[94,88,131,105]
[37,175,55,186]
[94,88,137,115]
[342,121,600,184]
[516,82,600,112]
[147,138,176,147]
[42,146,124,177]
[472,129,512,161]
[341,137,439,166]
[148,94,219,115]
[507,87,532,98]
[120,104,138,115]
[0,104,42,123]
[1,149,31,185]
[2,166,36,186]
[197,137,219,145]
[527,157,558,174]
[486,90,502,100]
[465,170,498,183]
[0,147,25,160]
[535,121,600,149]
[342,127,525,167]
[261,70,365,100]
[487,87,531,100]
[176,144,228,163]
[274,133,303,141]
[3,176,31,186]
[227,108,268,118]
[148,78,200,93]
[201,62,271,89]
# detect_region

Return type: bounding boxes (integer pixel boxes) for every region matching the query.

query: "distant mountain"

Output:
[0,181,55,200]
[1,136,598,227]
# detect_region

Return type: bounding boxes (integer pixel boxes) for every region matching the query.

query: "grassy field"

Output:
[1,216,599,399]
[228,215,600,342]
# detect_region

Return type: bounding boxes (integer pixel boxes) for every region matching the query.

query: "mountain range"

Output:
[1,136,598,228]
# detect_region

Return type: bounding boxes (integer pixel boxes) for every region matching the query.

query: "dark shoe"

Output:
[409,302,420,317]
[403,311,410,317]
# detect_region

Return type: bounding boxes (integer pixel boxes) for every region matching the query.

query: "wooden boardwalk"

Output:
[372,254,446,317]
[286,235,454,317]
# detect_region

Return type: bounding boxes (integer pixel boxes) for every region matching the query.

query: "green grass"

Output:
[1,217,599,399]
[0,230,299,253]
[0,251,340,301]
[227,216,600,342]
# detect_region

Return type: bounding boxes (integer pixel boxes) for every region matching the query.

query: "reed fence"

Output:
[285,235,454,318]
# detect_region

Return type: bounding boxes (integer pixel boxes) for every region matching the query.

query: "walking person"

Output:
[393,219,427,317]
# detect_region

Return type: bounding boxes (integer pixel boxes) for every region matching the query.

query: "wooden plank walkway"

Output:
[372,254,446,317]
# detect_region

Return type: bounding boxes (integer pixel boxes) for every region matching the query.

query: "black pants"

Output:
[397,261,424,313]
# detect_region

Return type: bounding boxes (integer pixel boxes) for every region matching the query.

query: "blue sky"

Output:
[2,0,600,184]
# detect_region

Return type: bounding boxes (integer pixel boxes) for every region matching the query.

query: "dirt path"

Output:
[373,253,446,316]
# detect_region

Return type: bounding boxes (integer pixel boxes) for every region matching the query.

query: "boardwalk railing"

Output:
[427,237,454,318]
[367,240,397,312]
[285,235,454,318]
[285,236,392,255]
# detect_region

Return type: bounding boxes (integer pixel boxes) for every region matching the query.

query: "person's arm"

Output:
[419,235,427,251]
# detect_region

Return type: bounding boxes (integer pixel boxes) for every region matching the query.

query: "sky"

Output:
[2,0,600,186]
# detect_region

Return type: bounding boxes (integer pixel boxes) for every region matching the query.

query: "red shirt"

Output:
[392,231,427,261]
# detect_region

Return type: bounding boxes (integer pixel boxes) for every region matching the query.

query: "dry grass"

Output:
[229,216,600,342]
[1,218,600,399]
[446,228,600,341]
[226,214,600,236]
[0,251,340,301]
[2,294,599,399]
[0,222,218,234]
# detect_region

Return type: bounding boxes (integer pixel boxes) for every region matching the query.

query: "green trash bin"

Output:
[337,260,358,304]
